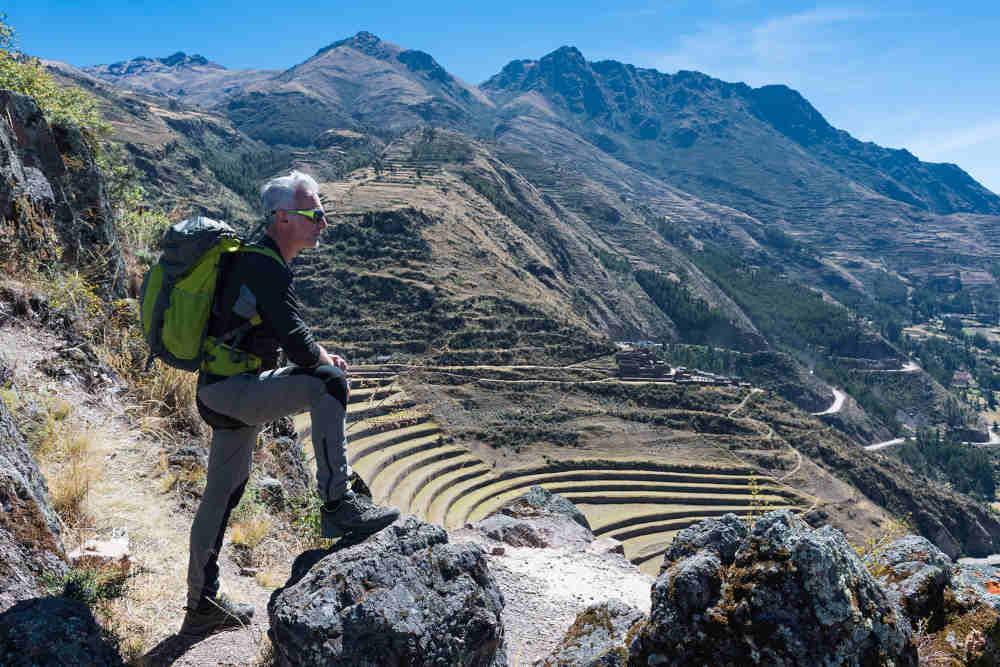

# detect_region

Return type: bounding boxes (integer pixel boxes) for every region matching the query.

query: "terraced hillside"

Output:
[297,365,813,576]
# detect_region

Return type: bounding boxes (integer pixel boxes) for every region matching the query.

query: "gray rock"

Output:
[475,486,595,549]
[628,510,918,667]
[0,597,124,666]
[876,535,953,625]
[476,512,593,549]
[269,515,506,666]
[0,392,67,613]
[496,485,591,532]
[0,91,126,298]
[541,599,645,666]
[658,512,747,574]
[21,167,54,209]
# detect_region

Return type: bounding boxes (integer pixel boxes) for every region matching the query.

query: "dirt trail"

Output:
[0,320,273,666]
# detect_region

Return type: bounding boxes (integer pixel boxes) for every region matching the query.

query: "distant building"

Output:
[616,348,669,378]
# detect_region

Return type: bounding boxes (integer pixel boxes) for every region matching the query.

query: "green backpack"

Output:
[139,216,282,374]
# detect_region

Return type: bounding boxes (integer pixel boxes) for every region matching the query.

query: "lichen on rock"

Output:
[628,510,918,666]
[268,515,507,667]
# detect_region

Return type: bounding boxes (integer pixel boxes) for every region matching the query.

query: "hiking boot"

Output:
[321,490,399,539]
[179,593,254,637]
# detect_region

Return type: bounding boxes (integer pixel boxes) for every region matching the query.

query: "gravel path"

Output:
[452,529,653,665]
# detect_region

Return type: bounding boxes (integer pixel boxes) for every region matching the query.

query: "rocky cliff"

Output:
[0,90,125,297]
[0,360,66,613]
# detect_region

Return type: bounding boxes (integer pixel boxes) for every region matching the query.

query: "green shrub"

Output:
[0,16,109,147]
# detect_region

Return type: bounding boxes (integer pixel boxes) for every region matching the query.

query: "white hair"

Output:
[260,170,320,214]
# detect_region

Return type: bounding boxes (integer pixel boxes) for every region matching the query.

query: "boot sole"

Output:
[321,513,399,540]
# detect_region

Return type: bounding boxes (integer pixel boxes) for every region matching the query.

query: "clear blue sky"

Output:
[8,1,1000,195]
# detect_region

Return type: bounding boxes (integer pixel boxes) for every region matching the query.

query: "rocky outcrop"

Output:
[0,385,67,613]
[0,597,124,666]
[476,485,594,548]
[268,516,506,667]
[540,599,644,666]
[876,535,953,626]
[658,511,746,575]
[0,90,125,297]
[628,510,917,666]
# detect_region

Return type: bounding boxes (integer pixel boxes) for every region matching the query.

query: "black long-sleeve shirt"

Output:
[206,235,322,370]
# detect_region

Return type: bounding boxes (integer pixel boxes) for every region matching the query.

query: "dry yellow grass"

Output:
[231,517,272,550]
[36,415,101,537]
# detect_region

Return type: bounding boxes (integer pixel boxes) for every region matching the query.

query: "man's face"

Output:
[288,188,327,250]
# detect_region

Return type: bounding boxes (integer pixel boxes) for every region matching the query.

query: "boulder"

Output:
[918,594,1000,666]
[658,512,746,574]
[255,476,285,511]
[475,511,593,549]
[540,599,645,667]
[628,510,918,666]
[267,436,311,500]
[0,597,124,666]
[0,391,67,613]
[495,485,591,532]
[875,535,953,626]
[268,515,506,666]
[474,485,594,549]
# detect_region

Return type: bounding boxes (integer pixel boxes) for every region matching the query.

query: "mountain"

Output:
[223,32,494,145]
[81,52,278,108]
[483,48,1000,218]
[59,33,1000,437]
[480,47,1000,287]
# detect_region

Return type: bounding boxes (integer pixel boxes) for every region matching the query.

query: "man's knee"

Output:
[308,364,350,408]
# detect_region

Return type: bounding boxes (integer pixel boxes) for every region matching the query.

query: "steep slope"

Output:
[296,129,660,361]
[481,48,1000,284]
[65,35,999,436]
[224,32,494,145]
[45,61,276,223]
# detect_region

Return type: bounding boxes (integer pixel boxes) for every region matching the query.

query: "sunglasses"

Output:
[277,209,327,224]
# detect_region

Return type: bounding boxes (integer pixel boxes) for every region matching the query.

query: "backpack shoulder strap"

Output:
[238,245,284,266]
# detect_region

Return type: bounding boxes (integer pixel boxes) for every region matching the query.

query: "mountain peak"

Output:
[544,46,587,66]
[101,52,219,75]
[313,31,399,60]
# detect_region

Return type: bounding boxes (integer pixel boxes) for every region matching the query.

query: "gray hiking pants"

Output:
[185,365,350,608]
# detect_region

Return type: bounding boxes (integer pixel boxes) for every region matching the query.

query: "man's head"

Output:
[260,170,327,261]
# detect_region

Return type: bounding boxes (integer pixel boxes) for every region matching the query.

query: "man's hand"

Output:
[318,345,349,372]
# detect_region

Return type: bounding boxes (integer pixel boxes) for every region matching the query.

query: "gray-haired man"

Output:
[181,170,399,637]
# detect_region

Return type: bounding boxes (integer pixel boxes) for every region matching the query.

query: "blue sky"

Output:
[8,1,1000,195]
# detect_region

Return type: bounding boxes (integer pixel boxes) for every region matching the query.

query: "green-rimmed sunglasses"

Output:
[276,208,327,224]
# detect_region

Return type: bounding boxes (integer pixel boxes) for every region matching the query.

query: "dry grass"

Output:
[25,402,102,537]
[133,364,202,439]
[231,517,272,551]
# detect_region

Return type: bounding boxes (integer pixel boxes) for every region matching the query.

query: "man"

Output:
[180,170,399,637]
